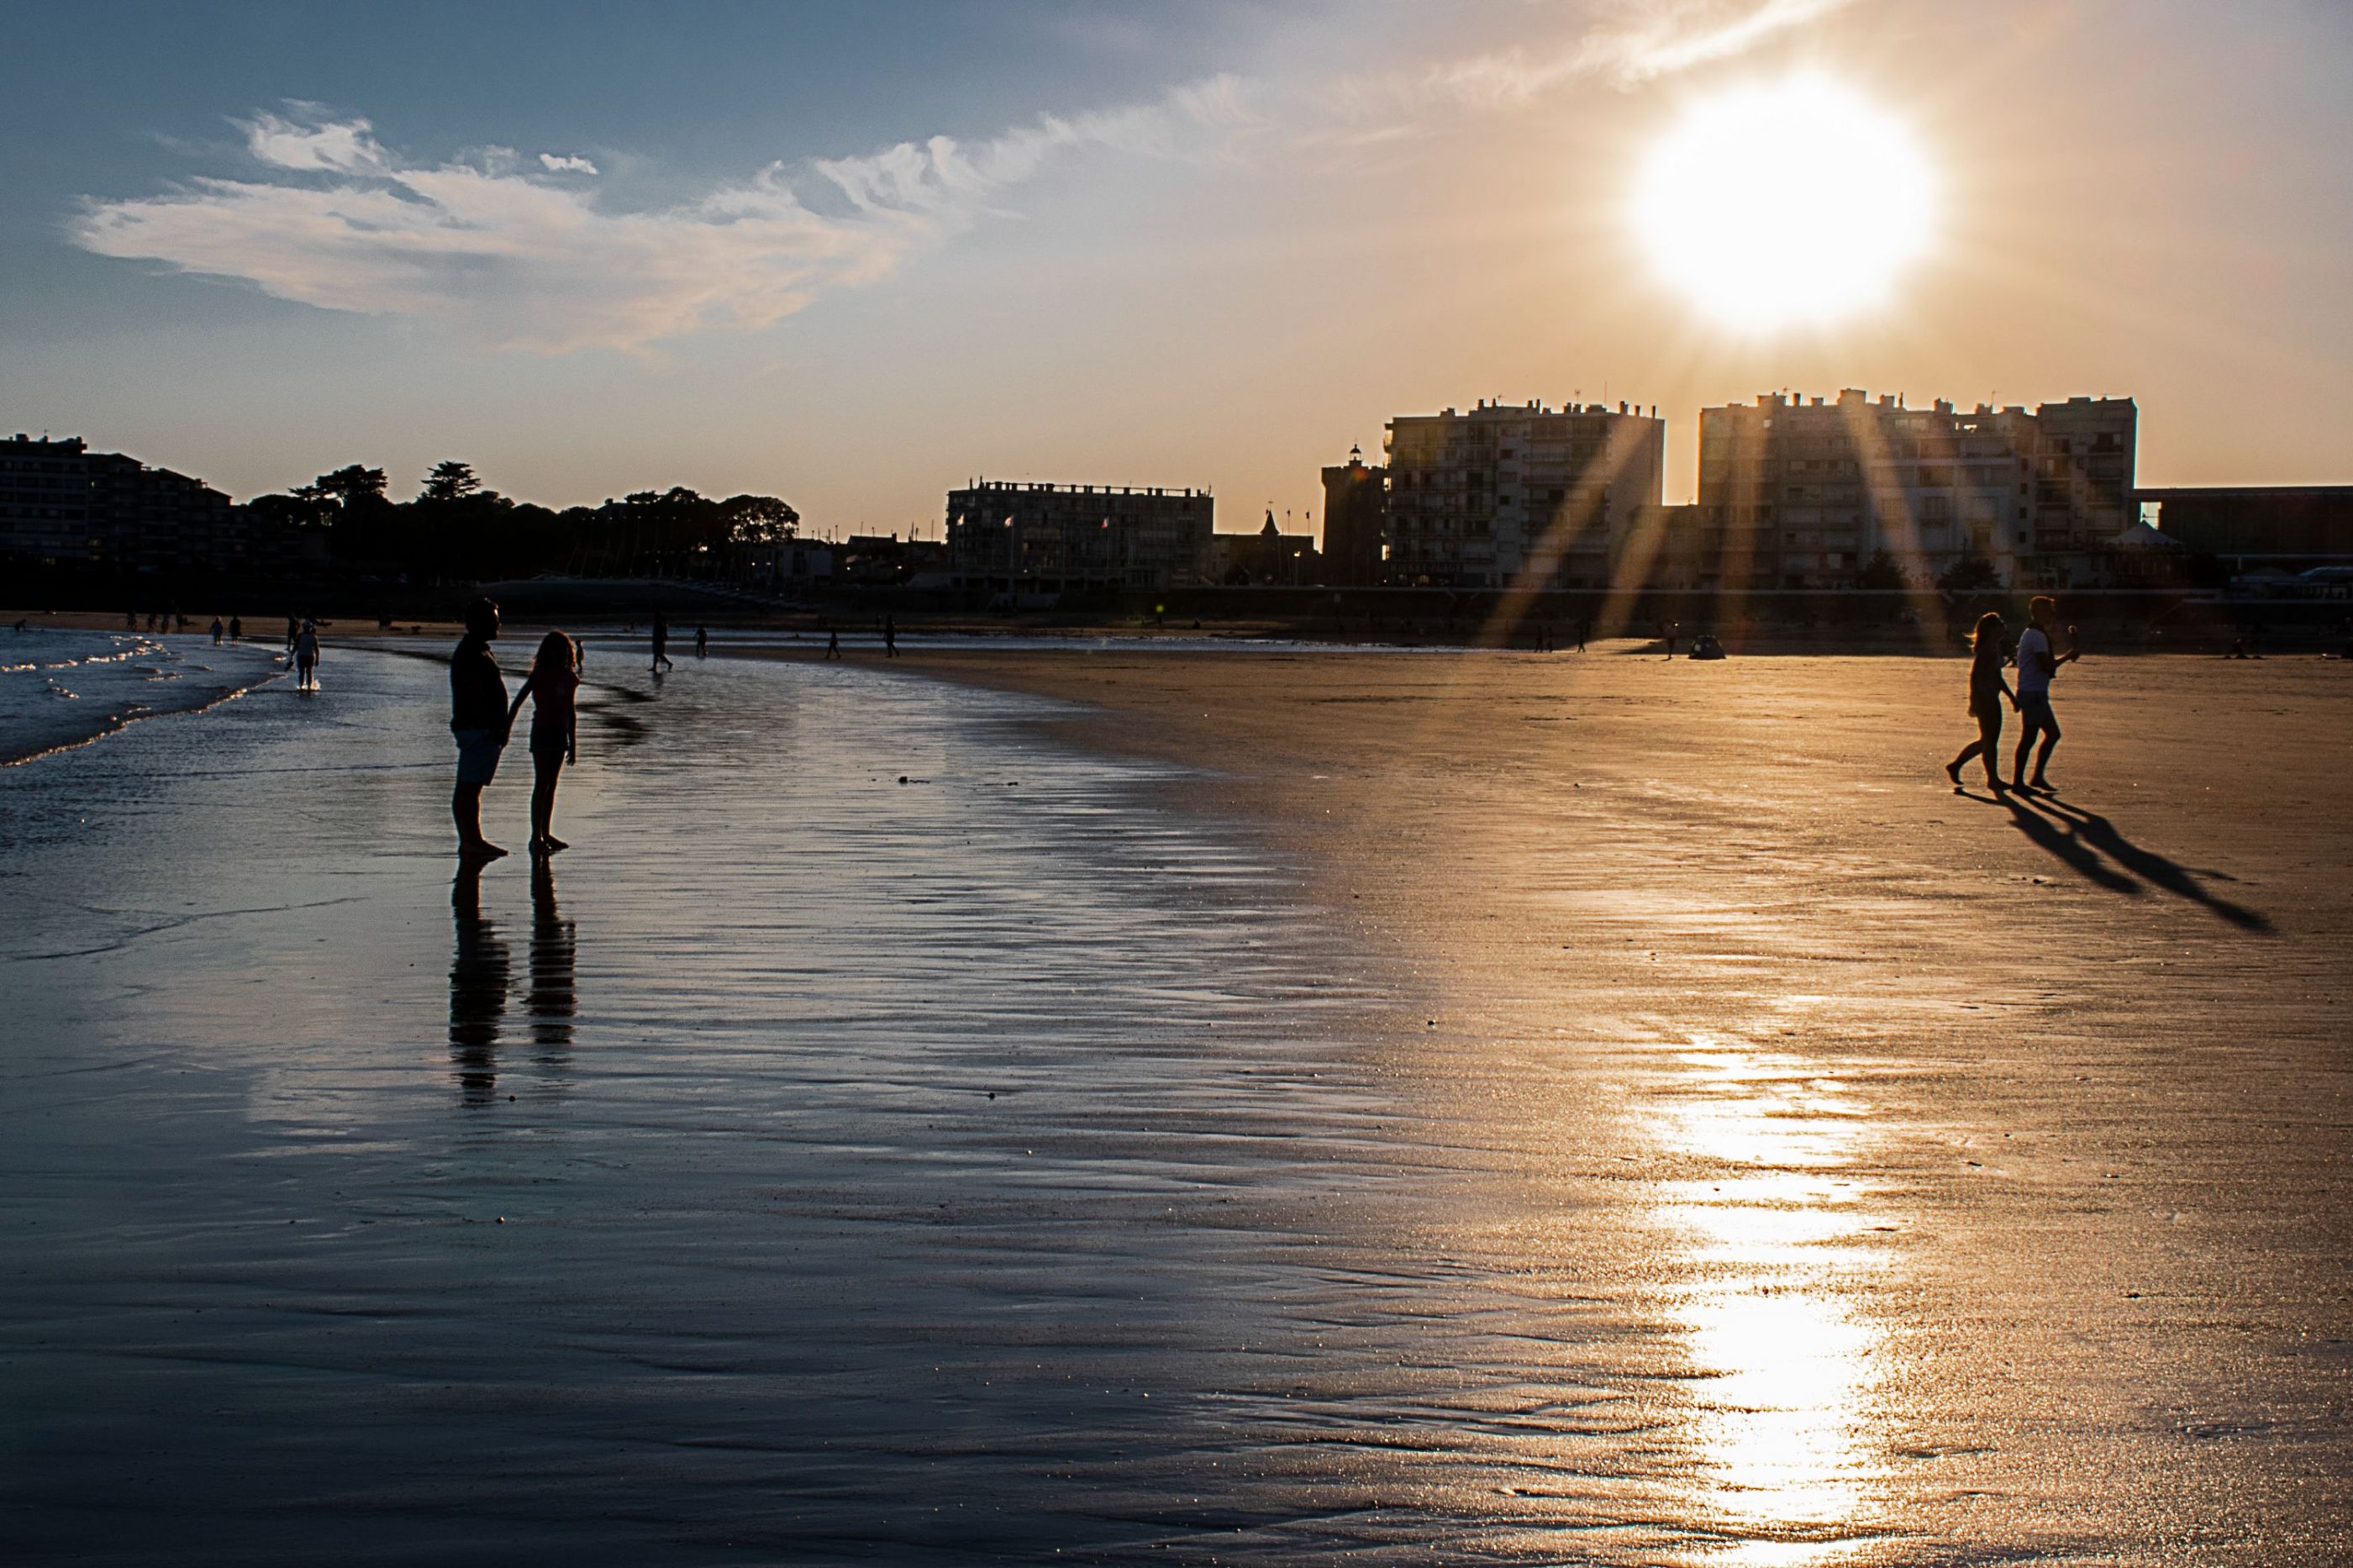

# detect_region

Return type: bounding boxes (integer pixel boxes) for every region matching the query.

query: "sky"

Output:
[3,0,2350,538]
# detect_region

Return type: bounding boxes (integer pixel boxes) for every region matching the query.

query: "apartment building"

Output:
[945,480,1211,593]
[1382,400,1666,589]
[0,434,255,574]
[1691,391,2138,589]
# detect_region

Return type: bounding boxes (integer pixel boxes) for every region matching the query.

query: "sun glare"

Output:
[1632,76,1935,330]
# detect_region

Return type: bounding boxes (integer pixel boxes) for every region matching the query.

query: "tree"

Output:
[1856,550,1911,592]
[1938,553,2003,592]
[418,460,482,503]
[719,493,799,545]
[314,465,389,508]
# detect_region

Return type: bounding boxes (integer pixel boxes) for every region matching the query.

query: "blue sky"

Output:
[4,1,2350,534]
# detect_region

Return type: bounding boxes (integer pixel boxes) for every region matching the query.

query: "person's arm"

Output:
[507,671,534,728]
[568,706,578,766]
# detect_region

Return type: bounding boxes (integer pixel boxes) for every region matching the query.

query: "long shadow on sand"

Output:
[1980,787,2271,931]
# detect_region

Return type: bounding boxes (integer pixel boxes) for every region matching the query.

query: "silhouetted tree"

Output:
[418,460,483,503]
[1856,550,1911,592]
[1938,553,2003,592]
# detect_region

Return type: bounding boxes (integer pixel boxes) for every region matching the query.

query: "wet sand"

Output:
[4,643,2348,1563]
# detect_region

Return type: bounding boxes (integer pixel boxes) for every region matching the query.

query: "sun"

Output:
[1631,76,1936,330]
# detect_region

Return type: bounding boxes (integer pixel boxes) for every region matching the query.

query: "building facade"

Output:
[1206,510,1319,585]
[0,434,253,573]
[945,480,1211,593]
[1382,400,1666,589]
[1319,445,1387,586]
[2136,486,2353,569]
[1691,391,2138,590]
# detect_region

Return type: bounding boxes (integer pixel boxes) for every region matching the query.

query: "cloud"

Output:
[71,97,1227,353]
[1322,0,1864,121]
[69,4,1849,353]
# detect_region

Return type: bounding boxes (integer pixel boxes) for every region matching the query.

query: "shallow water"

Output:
[0,645,1425,1563]
[0,626,285,766]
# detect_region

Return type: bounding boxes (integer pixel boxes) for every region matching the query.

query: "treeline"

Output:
[248,461,798,583]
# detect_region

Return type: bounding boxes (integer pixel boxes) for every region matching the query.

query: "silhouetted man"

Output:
[2012,595,2078,793]
[450,597,511,861]
[884,613,898,658]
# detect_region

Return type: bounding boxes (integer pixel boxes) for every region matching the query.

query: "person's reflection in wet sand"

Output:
[449,863,511,1106]
[527,855,576,1066]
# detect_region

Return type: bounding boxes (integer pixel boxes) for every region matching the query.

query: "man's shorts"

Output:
[2016,692,2060,738]
[453,728,504,786]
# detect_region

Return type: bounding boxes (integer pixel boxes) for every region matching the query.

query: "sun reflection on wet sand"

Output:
[1650,1034,1890,1564]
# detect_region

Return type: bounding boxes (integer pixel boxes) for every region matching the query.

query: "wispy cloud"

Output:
[70,3,1849,352]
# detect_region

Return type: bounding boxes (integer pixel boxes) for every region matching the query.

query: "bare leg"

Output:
[530,752,567,850]
[454,782,506,859]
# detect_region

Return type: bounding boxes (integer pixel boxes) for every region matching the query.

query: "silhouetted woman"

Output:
[508,630,581,854]
[1945,611,2017,793]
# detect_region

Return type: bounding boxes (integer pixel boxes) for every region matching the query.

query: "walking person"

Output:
[2012,596,2079,793]
[694,625,708,659]
[209,616,224,645]
[824,626,841,660]
[508,630,580,855]
[449,597,512,863]
[884,613,898,658]
[228,614,243,642]
[1945,612,2017,793]
[293,618,321,692]
[650,611,674,675]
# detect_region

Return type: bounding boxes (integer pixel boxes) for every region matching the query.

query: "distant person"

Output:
[284,613,299,655]
[650,612,673,674]
[125,608,139,630]
[228,614,243,642]
[1945,611,2017,793]
[209,615,224,645]
[176,611,188,632]
[884,613,898,658]
[2012,596,2079,793]
[694,625,708,659]
[450,597,511,862]
[508,629,580,855]
[293,618,321,692]
[1577,617,1590,653]
[824,627,841,660]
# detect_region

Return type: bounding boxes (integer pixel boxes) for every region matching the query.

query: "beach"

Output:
[3,637,2348,1563]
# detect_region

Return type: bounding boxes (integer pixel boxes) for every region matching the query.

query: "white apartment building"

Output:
[1382,399,1666,589]
[1692,390,2137,589]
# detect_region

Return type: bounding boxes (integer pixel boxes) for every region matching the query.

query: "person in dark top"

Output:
[450,597,511,861]
[228,614,242,642]
[1945,611,2017,793]
[884,613,898,657]
[694,625,708,659]
[650,611,674,674]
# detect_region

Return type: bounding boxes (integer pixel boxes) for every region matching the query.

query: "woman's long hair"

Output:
[532,630,578,677]
[1971,611,2004,661]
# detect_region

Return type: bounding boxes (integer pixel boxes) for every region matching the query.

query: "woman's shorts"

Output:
[452,728,504,786]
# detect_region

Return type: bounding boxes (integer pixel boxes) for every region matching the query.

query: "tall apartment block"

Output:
[1,434,254,573]
[1690,391,2136,590]
[945,480,1212,593]
[1382,400,1666,589]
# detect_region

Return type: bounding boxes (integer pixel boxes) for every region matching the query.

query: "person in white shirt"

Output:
[2011,596,2078,792]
